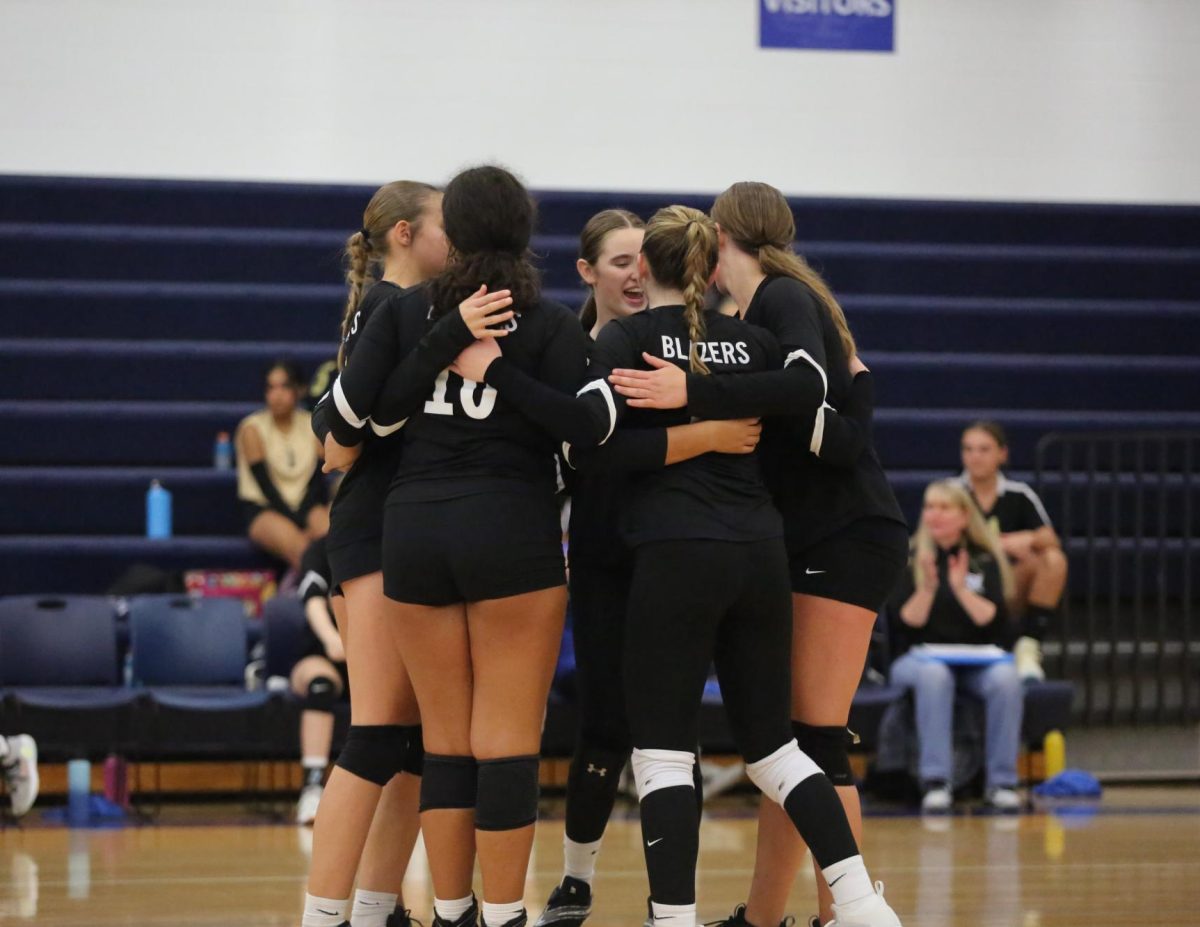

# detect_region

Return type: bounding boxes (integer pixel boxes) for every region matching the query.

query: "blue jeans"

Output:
[889,651,1024,789]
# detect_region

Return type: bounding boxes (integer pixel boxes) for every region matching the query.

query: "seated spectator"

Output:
[957,420,1068,681]
[888,479,1023,814]
[236,360,329,571]
[0,734,38,817]
[292,536,348,825]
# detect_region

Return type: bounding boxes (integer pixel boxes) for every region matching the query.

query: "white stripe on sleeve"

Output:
[332,378,367,430]
[577,378,617,445]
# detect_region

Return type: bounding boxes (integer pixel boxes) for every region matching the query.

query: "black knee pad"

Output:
[419,754,477,811]
[400,725,424,776]
[475,755,540,832]
[792,722,855,787]
[335,724,407,786]
[304,677,337,713]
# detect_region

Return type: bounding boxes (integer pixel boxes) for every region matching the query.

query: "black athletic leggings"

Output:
[570,561,635,756]
[623,538,794,763]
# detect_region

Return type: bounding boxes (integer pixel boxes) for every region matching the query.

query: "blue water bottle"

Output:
[213,430,233,470]
[146,480,173,539]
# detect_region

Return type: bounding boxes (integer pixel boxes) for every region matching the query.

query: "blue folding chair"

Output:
[0,595,139,759]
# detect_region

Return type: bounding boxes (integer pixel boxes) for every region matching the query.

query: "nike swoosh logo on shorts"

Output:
[805,568,826,575]
[647,837,664,846]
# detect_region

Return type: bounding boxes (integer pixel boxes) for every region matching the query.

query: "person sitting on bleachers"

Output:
[957,420,1067,681]
[887,479,1023,814]
[236,360,329,571]
[0,734,38,817]
[292,536,349,825]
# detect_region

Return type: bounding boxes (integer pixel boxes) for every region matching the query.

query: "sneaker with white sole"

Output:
[920,783,952,814]
[1014,636,1045,683]
[296,783,323,826]
[534,876,592,927]
[1,735,39,817]
[986,787,1021,812]
[829,881,902,927]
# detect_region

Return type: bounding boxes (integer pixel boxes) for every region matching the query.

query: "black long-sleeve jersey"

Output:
[485,305,784,547]
[685,276,906,551]
[312,281,408,549]
[561,332,669,568]
[326,285,590,502]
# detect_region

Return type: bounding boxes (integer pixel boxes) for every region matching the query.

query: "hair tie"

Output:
[360,227,371,243]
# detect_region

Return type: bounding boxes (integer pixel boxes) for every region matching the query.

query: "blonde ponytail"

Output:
[642,206,719,375]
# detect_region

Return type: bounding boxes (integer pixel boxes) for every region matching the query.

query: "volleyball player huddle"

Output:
[301,167,907,927]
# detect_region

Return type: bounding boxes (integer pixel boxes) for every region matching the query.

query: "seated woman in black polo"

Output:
[888,479,1022,814]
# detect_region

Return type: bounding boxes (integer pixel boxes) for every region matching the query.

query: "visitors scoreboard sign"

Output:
[760,0,896,53]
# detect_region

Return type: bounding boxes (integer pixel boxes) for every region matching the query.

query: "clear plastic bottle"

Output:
[213,431,233,470]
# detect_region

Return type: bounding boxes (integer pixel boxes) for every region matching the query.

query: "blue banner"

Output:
[760,0,895,53]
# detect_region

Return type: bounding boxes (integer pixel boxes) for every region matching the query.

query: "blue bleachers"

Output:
[0,174,1198,596]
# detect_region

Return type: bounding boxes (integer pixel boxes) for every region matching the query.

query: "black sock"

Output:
[639,785,699,905]
[565,747,627,844]
[1022,604,1056,640]
[781,775,859,870]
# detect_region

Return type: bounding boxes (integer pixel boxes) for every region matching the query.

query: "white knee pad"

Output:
[745,740,821,806]
[630,748,695,801]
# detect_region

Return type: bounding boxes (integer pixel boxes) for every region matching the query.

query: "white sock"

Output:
[302,893,349,927]
[0,737,10,760]
[352,889,398,927]
[481,899,524,927]
[563,835,603,884]
[821,855,874,908]
[650,901,695,927]
[435,895,475,923]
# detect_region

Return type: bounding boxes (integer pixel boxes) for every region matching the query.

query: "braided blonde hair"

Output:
[340,180,438,367]
[641,205,719,375]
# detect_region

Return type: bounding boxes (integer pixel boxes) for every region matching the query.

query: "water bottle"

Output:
[67,759,91,827]
[213,431,233,470]
[146,480,172,539]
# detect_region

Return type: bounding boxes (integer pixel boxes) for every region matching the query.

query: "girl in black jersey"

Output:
[609,183,909,927]
[301,181,447,927]
[324,166,590,927]
[455,207,902,927]
[534,211,762,927]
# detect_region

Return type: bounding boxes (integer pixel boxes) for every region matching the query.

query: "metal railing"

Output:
[1035,431,1198,725]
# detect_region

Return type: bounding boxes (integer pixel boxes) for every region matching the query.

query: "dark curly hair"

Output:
[429,165,541,320]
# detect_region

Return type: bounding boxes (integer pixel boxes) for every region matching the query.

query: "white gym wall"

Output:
[1,0,1197,202]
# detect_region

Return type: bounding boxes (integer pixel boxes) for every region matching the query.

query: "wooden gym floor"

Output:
[0,786,1197,926]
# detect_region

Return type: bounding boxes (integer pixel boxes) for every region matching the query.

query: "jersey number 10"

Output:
[424,369,498,420]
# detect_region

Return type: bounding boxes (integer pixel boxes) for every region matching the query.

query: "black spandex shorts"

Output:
[382,490,566,606]
[788,517,909,611]
[325,447,398,589]
[326,537,381,592]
